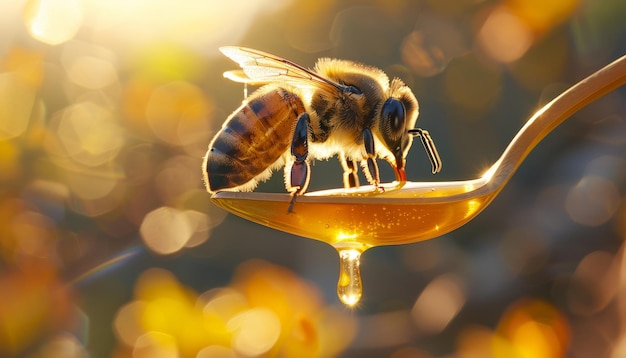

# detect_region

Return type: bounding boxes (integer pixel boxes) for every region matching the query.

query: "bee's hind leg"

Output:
[286,113,311,212]
[340,153,360,189]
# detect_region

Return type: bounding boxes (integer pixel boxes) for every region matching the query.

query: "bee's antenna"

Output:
[408,128,442,174]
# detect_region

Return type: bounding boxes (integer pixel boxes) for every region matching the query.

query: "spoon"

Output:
[211,55,626,306]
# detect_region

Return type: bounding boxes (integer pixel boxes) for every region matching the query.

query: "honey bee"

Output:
[203,46,441,209]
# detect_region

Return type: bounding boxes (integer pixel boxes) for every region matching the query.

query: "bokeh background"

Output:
[1,0,625,357]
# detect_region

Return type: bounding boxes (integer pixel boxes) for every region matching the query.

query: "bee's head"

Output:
[377,79,419,182]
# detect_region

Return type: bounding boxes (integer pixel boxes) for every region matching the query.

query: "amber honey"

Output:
[212,181,499,306]
[212,181,498,249]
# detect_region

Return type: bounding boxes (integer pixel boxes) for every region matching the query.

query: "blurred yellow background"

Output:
[0,0,625,357]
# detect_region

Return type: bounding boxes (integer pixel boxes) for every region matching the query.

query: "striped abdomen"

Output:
[204,86,305,192]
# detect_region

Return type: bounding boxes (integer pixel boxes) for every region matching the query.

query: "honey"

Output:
[212,179,498,248]
[212,179,500,306]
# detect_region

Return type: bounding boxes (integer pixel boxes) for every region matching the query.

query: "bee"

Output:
[203,46,441,210]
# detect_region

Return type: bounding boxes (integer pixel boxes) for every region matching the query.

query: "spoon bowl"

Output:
[212,177,492,248]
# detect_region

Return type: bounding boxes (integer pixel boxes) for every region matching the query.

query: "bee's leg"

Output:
[361,128,382,191]
[340,153,360,188]
[286,113,311,212]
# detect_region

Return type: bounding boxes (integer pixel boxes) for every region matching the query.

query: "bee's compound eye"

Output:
[381,98,406,133]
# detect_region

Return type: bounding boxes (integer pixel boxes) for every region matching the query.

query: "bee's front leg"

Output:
[286,113,311,212]
[361,128,383,192]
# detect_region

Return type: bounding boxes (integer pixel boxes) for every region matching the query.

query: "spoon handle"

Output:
[487,55,626,189]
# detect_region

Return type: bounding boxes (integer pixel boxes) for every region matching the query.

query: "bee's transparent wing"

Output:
[222,69,265,85]
[220,46,345,93]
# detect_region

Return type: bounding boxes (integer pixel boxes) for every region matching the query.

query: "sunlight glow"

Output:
[24,0,83,45]
[228,308,281,357]
[478,6,533,63]
[54,101,125,167]
[565,175,620,226]
[133,331,179,358]
[411,274,466,334]
[0,73,36,139]
[494,299,569,358]
[337,232,358,241]
[139,207,210,255]
[79,0,293,52]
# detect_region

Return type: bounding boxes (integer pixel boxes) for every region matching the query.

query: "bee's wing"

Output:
[222,69,266,85]
[220,46,345,93]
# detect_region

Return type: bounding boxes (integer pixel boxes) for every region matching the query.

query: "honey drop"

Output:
[336,248,363,306]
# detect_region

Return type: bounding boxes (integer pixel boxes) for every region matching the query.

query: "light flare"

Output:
[24,0,82,45]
